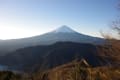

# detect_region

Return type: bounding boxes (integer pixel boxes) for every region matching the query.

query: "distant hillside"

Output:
[0,42,104,72]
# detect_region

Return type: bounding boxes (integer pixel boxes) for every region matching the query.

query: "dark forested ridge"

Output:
[0,41,119,72]
[0,42,102,72]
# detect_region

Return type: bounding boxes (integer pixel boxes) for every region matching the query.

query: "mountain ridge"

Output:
[0,42,104,72]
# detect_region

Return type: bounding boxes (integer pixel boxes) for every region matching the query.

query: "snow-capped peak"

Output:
[53,25,76,33]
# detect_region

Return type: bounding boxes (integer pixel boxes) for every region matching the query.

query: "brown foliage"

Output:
[33,60,120,80]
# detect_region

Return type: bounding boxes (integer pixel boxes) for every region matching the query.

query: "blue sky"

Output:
[0,0,118,39]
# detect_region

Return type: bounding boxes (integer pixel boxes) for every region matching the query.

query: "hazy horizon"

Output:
[0,0,118,40]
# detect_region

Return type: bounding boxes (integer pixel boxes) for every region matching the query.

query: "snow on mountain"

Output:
[52,25,77,33]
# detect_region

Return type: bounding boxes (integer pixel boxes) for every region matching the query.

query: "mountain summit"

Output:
[53,25,76,33]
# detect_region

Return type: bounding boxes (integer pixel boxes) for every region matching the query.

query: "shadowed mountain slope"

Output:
[0,42,104,72]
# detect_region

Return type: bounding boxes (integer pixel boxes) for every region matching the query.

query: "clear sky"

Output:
[0,0,118,40]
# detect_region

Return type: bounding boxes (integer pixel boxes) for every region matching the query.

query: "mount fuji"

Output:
[52,25,77,33]
[0,25,104,55]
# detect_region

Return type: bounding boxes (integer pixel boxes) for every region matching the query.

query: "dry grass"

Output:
[33,60,120,80]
